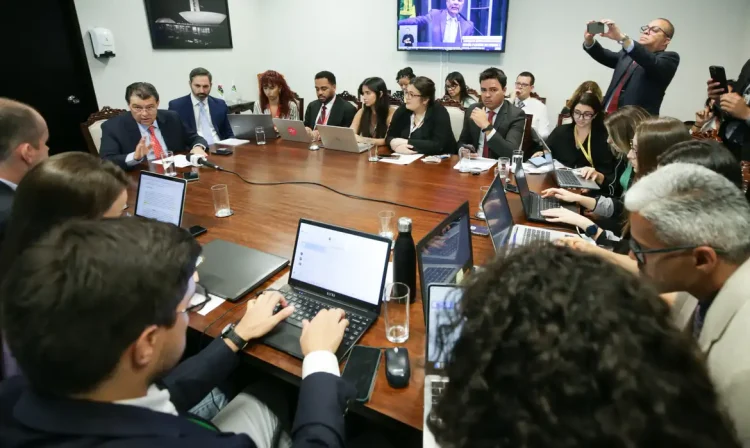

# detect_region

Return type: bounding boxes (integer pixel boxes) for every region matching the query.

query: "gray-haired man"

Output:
[625,162,750,445]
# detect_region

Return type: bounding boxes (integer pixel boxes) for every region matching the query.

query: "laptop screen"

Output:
[426,285,463,371]
[515,163,532,209]
[134,172,187,226]
[482,176,514,251]
[289,221,391,307]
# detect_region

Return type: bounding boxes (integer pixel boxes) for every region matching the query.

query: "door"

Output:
[1,0,98,155]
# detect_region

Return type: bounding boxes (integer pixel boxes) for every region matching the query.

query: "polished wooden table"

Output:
[126,139,560,430]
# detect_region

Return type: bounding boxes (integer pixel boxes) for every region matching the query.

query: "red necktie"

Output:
[606,61,637,114]
[482,110,496,158]
[317,104,327,125]
[148,126,165,158]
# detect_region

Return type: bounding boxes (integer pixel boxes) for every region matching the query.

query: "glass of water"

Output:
[368,144,379,162]
[255,127,266,145]
[211,184,233,218]
[458,145,474,172]
[497,157,511,183]
[384,282,410,343]
[477,185,490,219]
[512,149,524,171]
[161,151,176,177]
[378,210,395,240]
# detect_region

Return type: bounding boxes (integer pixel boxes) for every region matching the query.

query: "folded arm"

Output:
[487,113,525,158]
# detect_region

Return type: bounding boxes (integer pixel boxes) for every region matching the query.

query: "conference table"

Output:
[126,138,564,431]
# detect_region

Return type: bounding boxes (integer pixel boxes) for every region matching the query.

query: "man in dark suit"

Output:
[398,0,474,47]
[458,68,525,159]
[168,67,234,144]
[0,218,354,447]
[100,82,208,171]
[584,18,680,115]
[303,71,357,141]
[710,59,750,160]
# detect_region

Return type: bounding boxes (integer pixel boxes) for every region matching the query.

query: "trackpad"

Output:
[262,324,303,359]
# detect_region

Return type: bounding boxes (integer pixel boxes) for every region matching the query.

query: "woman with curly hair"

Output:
[252,70,299,120]
[428,244,740,448]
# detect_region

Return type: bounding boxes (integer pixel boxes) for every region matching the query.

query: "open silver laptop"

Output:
[535,129,600,190]
[273,118,312,143]
[482,175,571,251]
[317,125,371,153]
[423,284,463,448]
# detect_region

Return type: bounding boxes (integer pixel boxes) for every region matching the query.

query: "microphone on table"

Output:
[189,154,224,171]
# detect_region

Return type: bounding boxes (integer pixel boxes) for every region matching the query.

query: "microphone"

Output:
[189,154,223,171]
[458,12,485,36]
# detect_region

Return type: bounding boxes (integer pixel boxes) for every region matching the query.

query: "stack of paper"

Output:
[379,154,424,165]
[216,138,250,146]
[452,157,497,172]
[150,154,193,168]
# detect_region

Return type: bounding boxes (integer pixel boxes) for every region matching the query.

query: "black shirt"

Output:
[546,122,617,187]
[385,103,457,155]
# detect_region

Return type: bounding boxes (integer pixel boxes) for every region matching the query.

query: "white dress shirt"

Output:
[192,94,220,142]
[515,96,551,140]
[477,104,502,156]
[0,178,18,191]
[314,95,336,126]
[443,14,459,43]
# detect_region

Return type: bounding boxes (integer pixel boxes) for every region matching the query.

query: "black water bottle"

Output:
[393,217,417,303]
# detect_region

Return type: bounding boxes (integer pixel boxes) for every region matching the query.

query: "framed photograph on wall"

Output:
[144,0,233,49]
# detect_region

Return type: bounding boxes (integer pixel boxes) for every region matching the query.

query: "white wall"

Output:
[76,0,749,124]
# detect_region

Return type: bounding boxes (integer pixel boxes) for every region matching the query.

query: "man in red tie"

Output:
[583,18,680,115]
[457,68,525,159]
[303,71,357,142]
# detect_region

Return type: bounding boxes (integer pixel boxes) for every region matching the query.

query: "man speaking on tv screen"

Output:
[398,0,474,47]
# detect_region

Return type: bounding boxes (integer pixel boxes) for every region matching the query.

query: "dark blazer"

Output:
[398,9,474,46]
[584,40,680,115]
[0,181,14,235]
[546,122,618,187]
[303,96,357,130]
[386,103,457,155]
[168,94,234,140]
[0,338,354,447]
[457,101,525,159]
[100,110,208,171]
[720,58,750,161]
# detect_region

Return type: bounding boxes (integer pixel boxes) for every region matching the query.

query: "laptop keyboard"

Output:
[531,195,561,216]
[521,228,551,245]
[556,170,582,187]
[431,379,448,405]
[423,266,456,284]
[273,289,372,349]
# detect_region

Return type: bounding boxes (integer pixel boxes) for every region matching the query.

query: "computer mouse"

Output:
[308,143,320,151]
[385,347,410,389]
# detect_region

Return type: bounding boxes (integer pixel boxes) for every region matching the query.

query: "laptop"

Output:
[227,114,275,140]
[317,125,372,153]
[423,284,463,448]
[262,219,392,360]
[416,202,473,320]
[134,171,187,226]
[273,118,313,143]
[535,130,600,190]
[482,175,572,251]
[515,163,578,223]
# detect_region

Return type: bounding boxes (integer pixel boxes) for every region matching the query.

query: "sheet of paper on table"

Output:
[522,159,567,174]
[379,154,424,165]
[217,138,251,146]
[150,154,193,168]
[452,157,497,172]
[189,292,226,316]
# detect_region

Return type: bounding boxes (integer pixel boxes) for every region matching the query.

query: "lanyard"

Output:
[575,131,594,168]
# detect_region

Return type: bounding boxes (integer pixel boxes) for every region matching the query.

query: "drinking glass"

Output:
[211,184,233,218]
[255,127,266,145]
[497,157,510,184]
[458,146,473,172]
[512,149,524,171]
[384,282,410,343]
[477,186,490,219]
[378,210,395,240]
[161,150,176,177]
[368,144,379,162]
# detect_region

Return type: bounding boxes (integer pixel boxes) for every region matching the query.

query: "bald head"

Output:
[0,98,47,164]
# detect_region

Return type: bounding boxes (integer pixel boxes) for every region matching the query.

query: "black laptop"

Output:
[227,114,275,140]
[416,202,474,321]
[515,163,578,223]
[262,219,392,360]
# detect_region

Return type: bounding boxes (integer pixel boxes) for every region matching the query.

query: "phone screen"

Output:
[587,22,605,34]
[342,346,381,402]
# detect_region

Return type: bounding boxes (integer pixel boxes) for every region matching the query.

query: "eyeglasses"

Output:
[514,82,531,88]
[629,238,704,267]
[179,281,210,314]
[572,110,595,119]
[445,84,458,91]
[630,139,638,154]
[131,105,157,113]
[405,91,423,99]
[640,25,671,37]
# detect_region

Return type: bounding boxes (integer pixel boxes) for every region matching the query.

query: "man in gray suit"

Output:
[398,0,474,47]
[625,163,750,445]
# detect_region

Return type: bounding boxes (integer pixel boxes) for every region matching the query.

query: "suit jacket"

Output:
[0,338,354,447]
[399,9,474,46]
[386,103,457,155]
[671,258,750,446]
[546,122,618,188]
[0,182,14,235]
[457,101,525,159]
[303,96,357,130]
[584,40,680,115]
[100,110,208,171]
[168,94,234,141]
[719,58,750,161]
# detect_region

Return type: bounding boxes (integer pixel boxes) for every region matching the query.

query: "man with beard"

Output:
[169,67,234,144]
[303,71,357,142]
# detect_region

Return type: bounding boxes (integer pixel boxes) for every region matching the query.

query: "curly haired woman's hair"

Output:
[258,70,295,118]
[428,244,740,448]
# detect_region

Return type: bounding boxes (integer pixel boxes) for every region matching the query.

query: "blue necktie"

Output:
[198,102,215,145]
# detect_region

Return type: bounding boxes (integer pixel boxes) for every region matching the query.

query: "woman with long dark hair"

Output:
[350,77,394,146]
[252,70,299,120]
[444,72,476,108]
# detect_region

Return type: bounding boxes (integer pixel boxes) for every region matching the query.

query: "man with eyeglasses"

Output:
[583,18,679,115]
[625,163,750,443]
[100,82,208,170]
[0,217,354,447]
[512,72,550,140]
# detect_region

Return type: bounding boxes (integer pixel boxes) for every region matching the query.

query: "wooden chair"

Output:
[80,106,126,155]
[436,95,465,110]
[339,90,361,109]
[557,113,572,127]
[521,114,535,158]
[228,101,255,114]
[530,92,546,104]
[294,92,304,121]
[388,92,404,106]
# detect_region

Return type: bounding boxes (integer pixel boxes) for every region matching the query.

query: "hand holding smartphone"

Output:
[587,22,605,35]
[709,66,728,95]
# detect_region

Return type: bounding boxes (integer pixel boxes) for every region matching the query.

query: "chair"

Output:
[521,114,535,158]
[228,101,255,114]
[388,93,404,106]
[436,95,465,110]
[444,106,465,141]
[339,91,361,110]
[530,92,547,104]
[80,106,127,154]
[557,113,572,127]
[294,93,304,121]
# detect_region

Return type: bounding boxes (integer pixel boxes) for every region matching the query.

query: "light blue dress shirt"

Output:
[125,121,169,167]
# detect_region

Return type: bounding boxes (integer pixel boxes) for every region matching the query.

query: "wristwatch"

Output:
[618,34,630,46]
[221,323,249,351]
[482,124,494,133]
[584,224,600,238]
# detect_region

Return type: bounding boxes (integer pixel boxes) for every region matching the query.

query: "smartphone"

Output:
[189,225,208,237]
[470,225,489,236]
[504,183,519,194]
[709,66,728,94]
[342,346,381,403]
[183,172,200,182]
[587,22,605,35]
